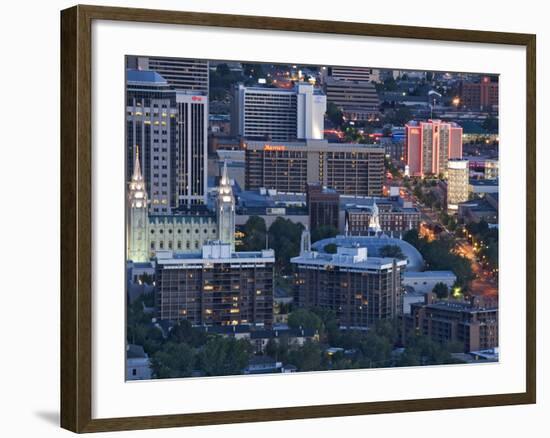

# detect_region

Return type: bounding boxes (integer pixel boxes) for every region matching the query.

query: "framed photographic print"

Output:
[60,4,536,433]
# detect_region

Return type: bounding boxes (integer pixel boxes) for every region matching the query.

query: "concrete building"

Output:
[459,76,498,111]
[402,271,457,294]
[405,120,463,176]
[155,242,275,326]
[131,56,209,92]
[402,293,498,353]
[328,66,380,83]
[175,93,208,206]
[292,232,407,328]
[325,77,380,121]
[245,139,384,196]
[126,69,178,213]
[447,159,469,212]
[458,195,498,224]
[232,83,326,141]
[126,69,208,212]
[307,184,340,232]
[469,178,499,196]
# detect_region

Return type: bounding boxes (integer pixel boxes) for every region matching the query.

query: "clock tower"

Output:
[127,146,149,262]
[216,161,235,251]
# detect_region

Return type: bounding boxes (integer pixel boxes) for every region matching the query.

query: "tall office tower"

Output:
[232,83,326,141]
[176,93,208,206]
[324,77,380,121]
[329,66,380,83]
[292,240,406,328]
[126,69,178,214]
[216,162,236,250]
[405,119,463,177]
[156,243,275,326]
[459,76,499,111]
[127,147,149,263]
[133,56,209,92]
[447,159,470,212]
[307,183,340,232]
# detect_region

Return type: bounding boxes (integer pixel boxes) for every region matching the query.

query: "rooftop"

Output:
[311,235,424,271]
[126,69,168,85]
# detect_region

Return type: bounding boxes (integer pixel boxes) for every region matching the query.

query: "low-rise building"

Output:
[402,293,498,353]
[126,344,152,380]
[344,197,421,234]
[402,271,457,294]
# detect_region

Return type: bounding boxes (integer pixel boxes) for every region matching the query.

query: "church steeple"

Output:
[127,145,149,262]
[216,160,235,251]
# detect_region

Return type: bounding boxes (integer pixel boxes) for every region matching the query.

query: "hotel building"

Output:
[245,139,384,196]
[292,232,406,328]
[232,83,326,141]
[405,119,463,176]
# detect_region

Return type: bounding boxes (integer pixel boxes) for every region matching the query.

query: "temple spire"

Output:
[132,145,143,182]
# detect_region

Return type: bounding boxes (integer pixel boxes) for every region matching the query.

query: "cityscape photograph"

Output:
[125,56,499,380]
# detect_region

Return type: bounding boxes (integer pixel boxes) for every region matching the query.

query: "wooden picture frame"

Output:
[60,4,536,433]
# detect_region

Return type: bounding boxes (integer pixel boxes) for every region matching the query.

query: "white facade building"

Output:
[232,83,326,141]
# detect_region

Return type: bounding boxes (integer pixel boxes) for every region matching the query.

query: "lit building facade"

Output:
[126,149,223,262]
[292,234,406,328]
[447,159,470,212]
[126,69,208,213]
[155,243,275,326]
[232,83,326,141]
[245,139,384,196]
[216,162,236,251]
[405,120,463,176]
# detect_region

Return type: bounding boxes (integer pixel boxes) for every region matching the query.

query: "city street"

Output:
[455,240,498,297]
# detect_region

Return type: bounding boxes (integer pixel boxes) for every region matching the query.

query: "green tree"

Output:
[288,308,323,332]
[168,319,207,348]
[432,282,449,299]
[288,340,323,372]
[324,243,338,254]
[326,101,344,127]
[311,225,338,243]
[150,342,195,379]
[198,337,251,376]
[268,217,304,274]
[379,245,406,260]
[240,216,267,251]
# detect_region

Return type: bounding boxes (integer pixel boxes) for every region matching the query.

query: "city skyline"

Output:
[125,55,499,381]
